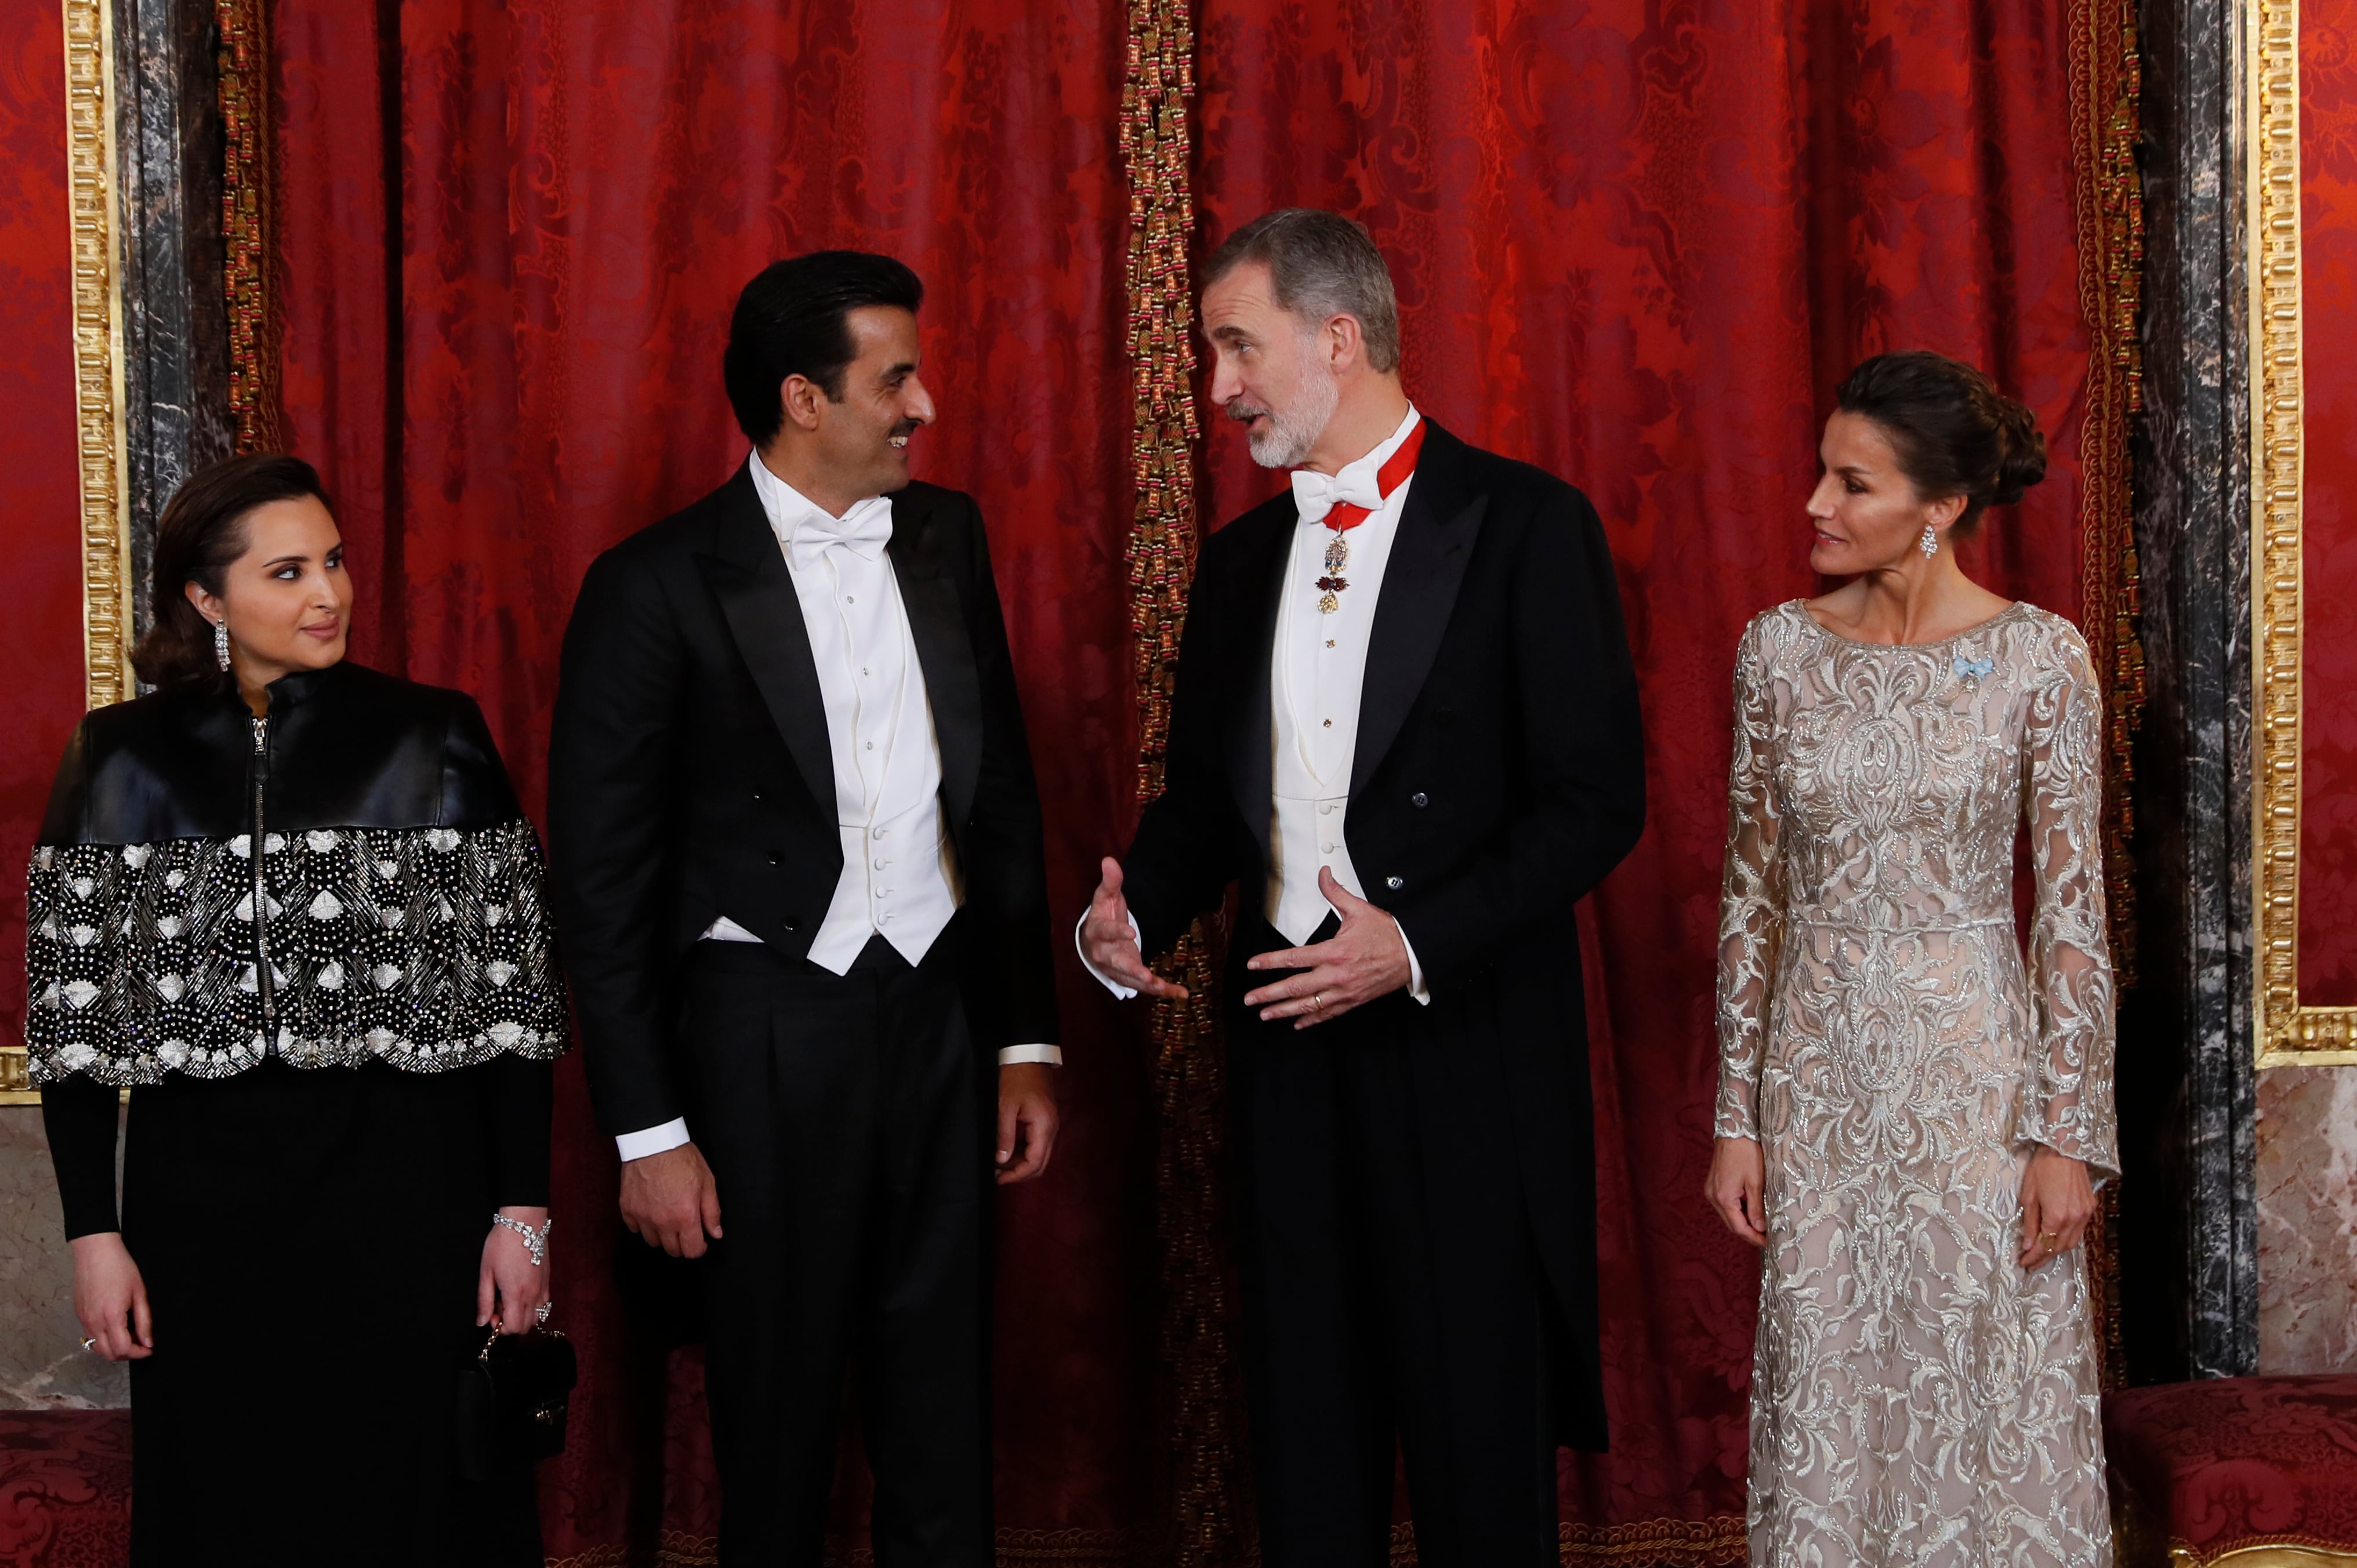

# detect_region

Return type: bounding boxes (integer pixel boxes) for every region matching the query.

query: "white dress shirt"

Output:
[617,453,1057,1163]
[1080,405,1428,1003]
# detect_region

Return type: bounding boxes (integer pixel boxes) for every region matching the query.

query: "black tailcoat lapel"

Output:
[1352,423,1486,798]
[694,469,837,819]
[887,493,981,835]
[1225,513,1296,870]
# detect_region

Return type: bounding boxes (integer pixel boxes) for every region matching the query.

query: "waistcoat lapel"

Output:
[1226,512,1295,869]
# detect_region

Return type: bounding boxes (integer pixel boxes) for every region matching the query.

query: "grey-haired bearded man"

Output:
[1079,209,1645,1565]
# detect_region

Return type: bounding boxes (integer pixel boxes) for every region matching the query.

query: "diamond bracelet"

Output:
[492,1212,553,1267]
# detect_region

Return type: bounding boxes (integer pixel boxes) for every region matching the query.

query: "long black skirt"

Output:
[120,1059,541,1568]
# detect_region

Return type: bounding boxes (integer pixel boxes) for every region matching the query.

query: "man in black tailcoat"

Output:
[549,252,1060,1566]
[1080,209,1645,1566]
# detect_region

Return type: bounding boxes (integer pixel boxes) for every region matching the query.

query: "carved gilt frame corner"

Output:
[2250,0,2357,1065]
[4,0,137,1105]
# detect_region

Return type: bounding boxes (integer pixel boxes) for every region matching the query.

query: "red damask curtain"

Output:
[264,1,2132,1561]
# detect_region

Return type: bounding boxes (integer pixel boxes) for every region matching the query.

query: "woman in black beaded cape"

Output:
[28,454,568,1567]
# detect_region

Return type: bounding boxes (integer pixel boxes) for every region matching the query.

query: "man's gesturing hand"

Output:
[620,1142,723,1258]
[1081,857,1189,1000]
[1241,868,1412,1028]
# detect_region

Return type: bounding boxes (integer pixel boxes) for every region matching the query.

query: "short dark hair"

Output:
[1204,209,1402,373]
[130,453,331,691]
[1834,351,2048,537]
[722,252,924,445]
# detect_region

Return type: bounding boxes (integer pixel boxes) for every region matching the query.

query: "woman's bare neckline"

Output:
[1799,598,2026,649]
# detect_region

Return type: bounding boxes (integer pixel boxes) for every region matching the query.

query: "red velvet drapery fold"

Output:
[267,2,2107,1560]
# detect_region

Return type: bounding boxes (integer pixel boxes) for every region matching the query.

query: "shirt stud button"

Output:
[1322,718,1333,728]
[1387,876,1404,890]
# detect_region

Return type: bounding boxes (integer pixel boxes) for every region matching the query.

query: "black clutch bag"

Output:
[454,1324,577,1482]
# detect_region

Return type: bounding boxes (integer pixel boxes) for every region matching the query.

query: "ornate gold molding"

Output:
[6,0,137,1105]
[1386,1519,1748,1566]
[2170,1543,2357,1567]
[2247,0,2357,1063]
[63,0,133,711]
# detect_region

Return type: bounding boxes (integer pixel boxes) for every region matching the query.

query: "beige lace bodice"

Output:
[1713,598,2116,1172]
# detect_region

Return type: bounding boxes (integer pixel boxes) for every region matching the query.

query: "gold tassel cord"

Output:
[217,0,284,453]
[2066,0,2145,1396]
[1120,3,1252,1565]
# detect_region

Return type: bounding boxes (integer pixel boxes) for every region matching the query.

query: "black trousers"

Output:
[681,929,995,1567]
[1228,923,1562,1568]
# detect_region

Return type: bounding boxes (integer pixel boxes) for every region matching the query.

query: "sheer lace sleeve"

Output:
[2018,625,2119,1178]
[1714,616,1786,1140]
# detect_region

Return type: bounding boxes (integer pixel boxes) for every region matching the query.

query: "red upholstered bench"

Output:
[2105,1376,2357,1566]
[0,1409,131,1567]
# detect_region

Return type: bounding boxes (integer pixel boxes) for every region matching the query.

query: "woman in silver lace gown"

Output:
[1706,353,2116,1566]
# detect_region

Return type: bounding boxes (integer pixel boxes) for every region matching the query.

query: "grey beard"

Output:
[1244,365,1340,469]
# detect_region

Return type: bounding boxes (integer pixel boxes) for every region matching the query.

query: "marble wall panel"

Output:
[0,1109,126,1409]
[2258,1064,2357,1373]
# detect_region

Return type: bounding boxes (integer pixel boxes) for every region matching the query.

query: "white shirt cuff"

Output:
[1076,908,1145,1000]
[998,1044,1064,1066]
[1395,920,1431,1005]
[615,1117,691,1162]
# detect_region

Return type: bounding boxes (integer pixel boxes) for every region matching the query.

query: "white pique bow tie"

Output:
[1289,464,1384,527]
[788,495,894,564]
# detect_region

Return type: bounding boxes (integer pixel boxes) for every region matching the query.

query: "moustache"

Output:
[1226,403,1268,423]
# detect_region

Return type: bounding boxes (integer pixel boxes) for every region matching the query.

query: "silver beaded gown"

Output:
[1713,600,2116,1567]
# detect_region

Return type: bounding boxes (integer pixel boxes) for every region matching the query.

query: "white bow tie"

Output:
[788,495,894,563]
[1289,464,1385,528]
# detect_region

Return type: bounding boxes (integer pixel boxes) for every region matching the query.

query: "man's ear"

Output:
[1323,313,1366,376]
[779,374,826,433]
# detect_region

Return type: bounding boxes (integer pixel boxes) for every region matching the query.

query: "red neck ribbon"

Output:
[1319,419,1427,532]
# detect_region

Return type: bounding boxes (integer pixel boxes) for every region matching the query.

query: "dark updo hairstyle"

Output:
[130,453,331,690]
[1834,350,2048,538]
[723,251,924,447]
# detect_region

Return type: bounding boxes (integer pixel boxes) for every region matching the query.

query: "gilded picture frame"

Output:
[1,0,137,1106]
[2250,0,2357,1065]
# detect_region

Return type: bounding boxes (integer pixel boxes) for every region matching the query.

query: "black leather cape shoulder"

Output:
[26,661,567,1086]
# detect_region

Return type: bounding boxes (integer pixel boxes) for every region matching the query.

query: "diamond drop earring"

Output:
[1919,523,1939,558]
[213,618,231,671]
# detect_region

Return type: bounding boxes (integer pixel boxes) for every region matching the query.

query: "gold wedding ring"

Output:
[1311,993,1325,1012]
